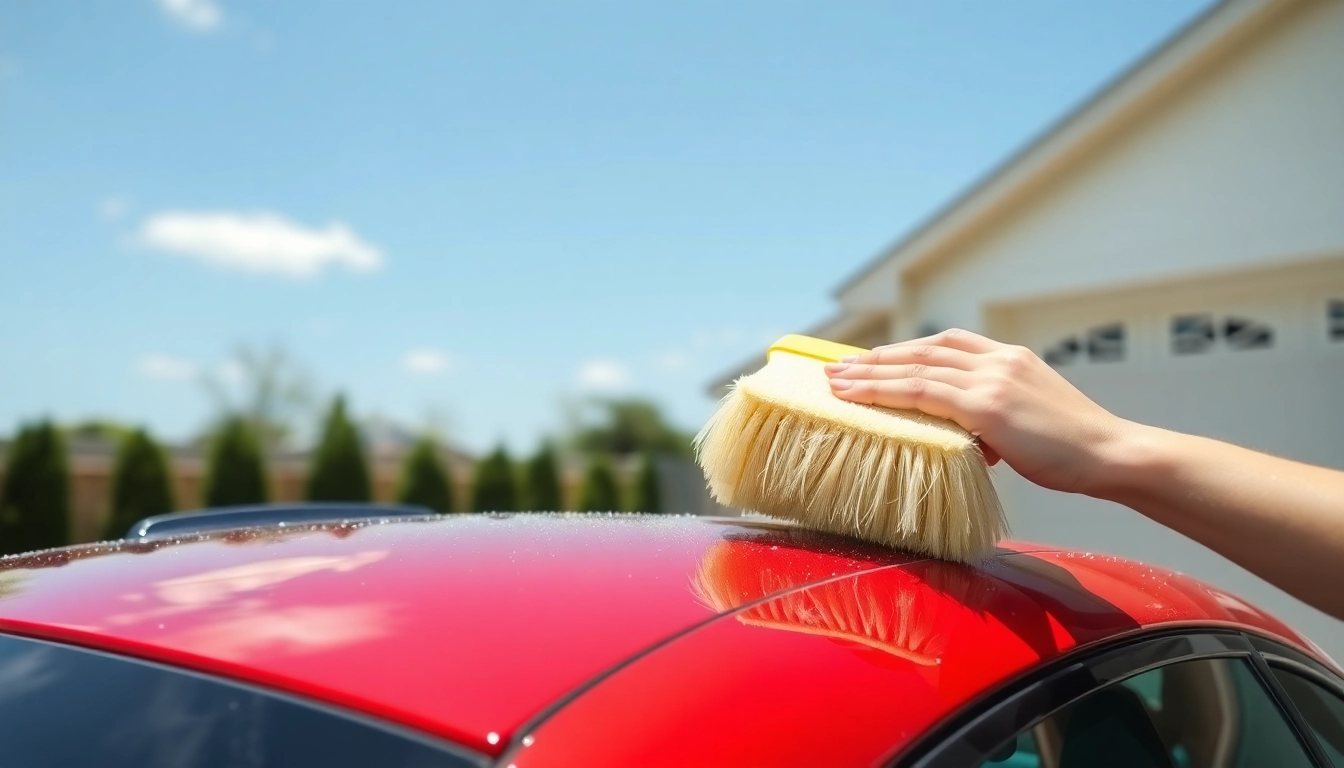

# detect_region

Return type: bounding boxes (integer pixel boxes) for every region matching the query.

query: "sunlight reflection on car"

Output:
[106,550,388,627]
[692,536,994,665]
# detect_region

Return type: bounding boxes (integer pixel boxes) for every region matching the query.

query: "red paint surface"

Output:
[0,515,911,756]
[508,536,1324,768]
[0,516,1327,765]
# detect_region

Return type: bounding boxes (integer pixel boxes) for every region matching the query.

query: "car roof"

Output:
[0,514,1321,760]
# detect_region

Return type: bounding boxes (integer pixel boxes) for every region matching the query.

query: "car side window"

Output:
[1270,666,1344,766]
[0,633,480,768]
[979,657,1314,768]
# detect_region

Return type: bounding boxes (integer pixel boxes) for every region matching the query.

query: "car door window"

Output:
[0,633,481,768]
[1270,667,1344,766]
[979,657,1314,768]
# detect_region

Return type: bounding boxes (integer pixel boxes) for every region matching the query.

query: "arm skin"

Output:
[824,328,1344,621]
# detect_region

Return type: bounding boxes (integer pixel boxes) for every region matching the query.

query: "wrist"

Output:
[1079,419,1175,503]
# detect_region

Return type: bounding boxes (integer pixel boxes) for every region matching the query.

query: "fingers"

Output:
[841,344,980,370]
[824,362,974,389]
[866,328,1002,356]
[827,377,969,423]
[827,374,1004,463]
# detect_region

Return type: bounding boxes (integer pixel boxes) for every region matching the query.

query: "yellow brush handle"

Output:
[766,334,868,363]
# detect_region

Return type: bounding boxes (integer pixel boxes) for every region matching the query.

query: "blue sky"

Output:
[0,0,1211,454]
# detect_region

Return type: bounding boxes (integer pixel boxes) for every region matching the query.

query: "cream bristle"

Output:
[694,353,1007,562]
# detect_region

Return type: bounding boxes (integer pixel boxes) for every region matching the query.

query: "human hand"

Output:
[823,329,1131,495]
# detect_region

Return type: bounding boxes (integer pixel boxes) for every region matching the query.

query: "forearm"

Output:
[1090,422,1344,620]
[829,330,1344,618]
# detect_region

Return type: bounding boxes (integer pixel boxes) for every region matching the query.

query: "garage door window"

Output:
[979,657,1313,768]
[1223,317,1273,351]
[1043,324,1126,366]
[1171,314,1274,355]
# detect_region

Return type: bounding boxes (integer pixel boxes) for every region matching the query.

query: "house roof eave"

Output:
[832,0,1298,302]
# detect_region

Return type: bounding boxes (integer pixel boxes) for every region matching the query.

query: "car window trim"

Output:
[1245,642,1336,768]
[890,628,1333,768]
[1248,634,1344,699]
[1265,655,1344,699]
[1247,634,1344,767]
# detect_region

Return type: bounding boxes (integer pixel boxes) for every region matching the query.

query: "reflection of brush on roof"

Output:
[695,335,1006,563]
[692,539,990,665]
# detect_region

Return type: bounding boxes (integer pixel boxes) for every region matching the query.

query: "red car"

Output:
[0,506,1342,767]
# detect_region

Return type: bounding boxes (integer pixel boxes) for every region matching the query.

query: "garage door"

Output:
[990,257,1344,662]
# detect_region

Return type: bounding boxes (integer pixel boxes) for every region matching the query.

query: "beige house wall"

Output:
[906,0,1344,333]
[817,0,1344,659]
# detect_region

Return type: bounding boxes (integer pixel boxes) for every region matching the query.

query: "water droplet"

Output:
[522,735,535,747]
[487,732,500,745]
[157,623,164,629]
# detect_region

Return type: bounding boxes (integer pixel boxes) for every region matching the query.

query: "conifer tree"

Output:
[471,446,516,512]
[398,437,453,513]
[0,420,70,554]
[522,442,562,511]
[578,454,621,512]
[572,398,693,456]
[306,395,371,502]
[104,428,174,539]
[204,417,268,508]
[629,452,662,514]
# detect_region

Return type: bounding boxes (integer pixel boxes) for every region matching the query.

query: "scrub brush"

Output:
[694,334,1006,562]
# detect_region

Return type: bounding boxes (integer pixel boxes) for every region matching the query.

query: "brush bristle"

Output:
[693,353,1007,562]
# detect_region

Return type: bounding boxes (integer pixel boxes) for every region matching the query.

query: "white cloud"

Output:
[158,0,222,32]
[655,351,689,372]
[139,354,198,382]
[577,360,630,391]
[98,196,133,223]
[403,349,451,376]
[139,211,384,278]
